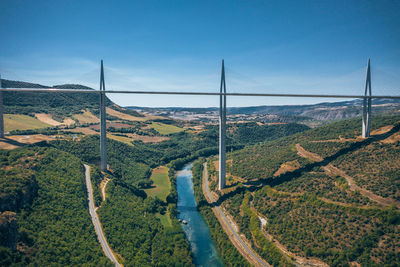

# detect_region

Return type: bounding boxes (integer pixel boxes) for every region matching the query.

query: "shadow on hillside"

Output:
[0,137,25,147]
[203,123,400,208]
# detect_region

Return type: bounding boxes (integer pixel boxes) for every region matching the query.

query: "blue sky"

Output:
[0,0,399,107]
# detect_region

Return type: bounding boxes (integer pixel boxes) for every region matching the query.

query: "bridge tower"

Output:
[0,75,4,138]
[362,59,372,138]
[100,60,107,171]
[219,60,227,190]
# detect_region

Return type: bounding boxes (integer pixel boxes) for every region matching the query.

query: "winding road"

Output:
[202,163,270,267]
[84,164,121,267]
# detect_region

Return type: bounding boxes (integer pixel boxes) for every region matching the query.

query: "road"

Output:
[202,163,270,267]
[84,164,121,267]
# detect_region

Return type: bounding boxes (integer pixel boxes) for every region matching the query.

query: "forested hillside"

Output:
[2,79,143,119]
[0,110,309,266]
[212,114,400,266]
[0,147,111,266]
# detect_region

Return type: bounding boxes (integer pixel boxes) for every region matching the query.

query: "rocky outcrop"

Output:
[0,211,18,250]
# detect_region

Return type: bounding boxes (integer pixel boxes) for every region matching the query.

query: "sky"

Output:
[0,0,399,107]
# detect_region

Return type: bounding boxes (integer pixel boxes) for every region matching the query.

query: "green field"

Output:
[151,122,184,135]
[4,114,51,132]
[156,212,172,228]
[144,166,172,228]
[144,166,171,201]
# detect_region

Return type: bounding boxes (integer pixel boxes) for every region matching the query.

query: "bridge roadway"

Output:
[84,164,121,267]
[1,88,400,99]
[202,162,270,267]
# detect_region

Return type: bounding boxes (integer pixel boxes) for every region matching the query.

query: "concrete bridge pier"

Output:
[362,59,372,138]
[100,60,107,171]
[0,75,4,138]
[219,60,227,190]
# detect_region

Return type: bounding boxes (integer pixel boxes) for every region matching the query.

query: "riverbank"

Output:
[176,164,222,266]
[190,160,251,266]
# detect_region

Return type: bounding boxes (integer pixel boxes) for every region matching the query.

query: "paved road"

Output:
[202,163,270,267]
[84,164,121,267]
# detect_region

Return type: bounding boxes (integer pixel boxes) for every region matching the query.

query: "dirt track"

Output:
[296,144,400,208]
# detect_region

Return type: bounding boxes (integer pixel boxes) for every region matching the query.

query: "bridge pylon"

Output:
[100,60,107,171]
[362,59,372,138]
[219,60,227,190]
[0,75,4,138]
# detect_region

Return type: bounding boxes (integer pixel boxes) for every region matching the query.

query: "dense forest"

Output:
[0,147,111,266]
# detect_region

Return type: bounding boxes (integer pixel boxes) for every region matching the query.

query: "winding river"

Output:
[176,164,223,267]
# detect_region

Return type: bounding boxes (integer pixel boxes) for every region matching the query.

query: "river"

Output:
[176,164,223,267]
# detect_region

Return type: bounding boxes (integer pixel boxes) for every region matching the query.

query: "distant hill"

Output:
[128,98,400,122]
[52,84,94,90]
[1,79,141,118]
[228,99,400,120]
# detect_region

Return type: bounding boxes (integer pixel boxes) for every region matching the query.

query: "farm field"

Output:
[106,107,147,122]
[150,122,184,135]
[144,166,171,201]
[73,110,99,124]
[108,134,134,146]
[4,114,51,132]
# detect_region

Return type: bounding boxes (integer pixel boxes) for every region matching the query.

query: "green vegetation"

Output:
[241,192,294,266]
[90,165,104,207]
[299,140,354,158]
[220,114,400,266]
[0,148,38,211]
[9,127,60,136]
[150,122,184,135]
[191,160,250,266]
[4,114,51,132]
[51,136,153,188]
[98,180,192,266]
[0,147,111,266]
[228,138,308,181]
[144,166,171,201]
[334,141,400,200]
[2,79,110,118]
[50,135,194,266]
[253,187,400,265]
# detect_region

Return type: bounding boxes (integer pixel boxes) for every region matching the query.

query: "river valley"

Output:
[176,164,223,267]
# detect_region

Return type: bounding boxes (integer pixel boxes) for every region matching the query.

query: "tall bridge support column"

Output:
[100,60,107,171]
[362,59,372,138]
[0,75,4,138]
[219,60,227,190]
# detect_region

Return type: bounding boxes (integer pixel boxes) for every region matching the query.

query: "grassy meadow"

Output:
[4,114,51,132]
[151,122,184,135]
[144,166,171,201]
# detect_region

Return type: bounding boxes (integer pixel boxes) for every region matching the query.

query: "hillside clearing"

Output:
[150,122,184,135]
[35,113,64,126]
[144,166,170,201]
[108,134,134,146]
[106,107,147,122]
[4,114,51,132]
[73,110,99,124]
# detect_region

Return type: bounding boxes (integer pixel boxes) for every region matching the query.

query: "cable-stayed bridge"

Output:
[0,59,399,189]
